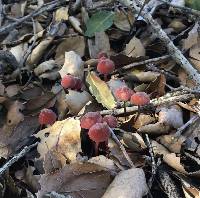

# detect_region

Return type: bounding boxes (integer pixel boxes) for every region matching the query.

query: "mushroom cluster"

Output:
[80,112,117,156]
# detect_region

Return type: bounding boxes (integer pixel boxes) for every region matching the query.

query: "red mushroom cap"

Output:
[61,74,76,89]
[97,58,115,75]
[39,108,57,125]
[115,86,133,102]
[130,92,150,106]
[80,112,103,129]
[103,115,118,128]
[88,122,110,144]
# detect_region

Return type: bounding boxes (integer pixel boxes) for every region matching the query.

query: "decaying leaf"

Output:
[86,72,116,109]
[124,37,145,58]
[65,90,92,115]
[114,9,134,31]
[102,168,148,198]
[59,51,84,79]
[35,118,81,165]
[88,31,110,58]
[69,16,83,34]
[55,36,85,60]
[55,7,69,22]
[38,162,112,198]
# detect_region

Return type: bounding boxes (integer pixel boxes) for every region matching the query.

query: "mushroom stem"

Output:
[103,74,108,82]
[124,101,127,121]
[134,105,141,123]
[94,142,99,156]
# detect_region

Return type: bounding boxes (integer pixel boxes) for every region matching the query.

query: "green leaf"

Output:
[186,0,200,10]
[85,11,115,37]
[86,72,116,109]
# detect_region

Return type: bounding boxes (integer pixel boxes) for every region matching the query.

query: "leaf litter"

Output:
[0,0,200,197]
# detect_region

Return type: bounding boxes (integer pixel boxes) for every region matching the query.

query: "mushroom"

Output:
[80,112,103,129]
[61,74,82,91]
[88,122,110,156]
[103,115,118,128]
[115,86,133,120]
[38,108,57,126]
[130,92,150,122]
[97,58,115,81]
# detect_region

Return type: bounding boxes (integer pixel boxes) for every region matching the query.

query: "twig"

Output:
[122,0,200,86]
[109,127,135,167]
[145,134,156,189]
[113,55,170,74]
[101,93,195,116]
[159,0,200,17]
[20,18,37,67]
[0,0,3,27]
[0,0,65,35]
[0,142,38,175]
[174,115,199,137]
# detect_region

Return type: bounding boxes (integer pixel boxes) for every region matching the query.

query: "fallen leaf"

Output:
[86,72,116,109]
[65,90,92,115]
[102,168,148,198]
[85,11,115,37]
[55,36,85,60]
[59,51,84,79]
[69,16,83,34]
[168,19,186,32]
[35,118,81,164]
[124,37,145,57]
[38,162,112,198]
[114,9,134,31]
[55,7,69,22]
[88,31,110,58]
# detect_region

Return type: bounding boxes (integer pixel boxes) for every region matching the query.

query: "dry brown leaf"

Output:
[0,81,5,95]
[189,58,200,72]
[55,7,69,22]
[34,60,59,76]
[55,36,85,61]
[133,114,155,129]
[27,37,54,65]
[0,116,39,158]
[114,9,134,31]
[157,134,186,153]
[124,37,145,57]
[163,153,187,174]
[152,140,170,156]
[182,22,199,50]
[102,168,148,198]
[5,85,20,97]
[69,16,83,34]
[168,19,186,32]
[59,51,84,79]
[178,68,196,88]
[35,118,81,165]
[37,162,112,198]
[65,90,92,115]
[138,122,170,134]
[10,43,27,63]
[88,31,110,59]
[190,42,200,61]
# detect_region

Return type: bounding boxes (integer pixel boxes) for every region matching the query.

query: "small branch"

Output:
[0,142,38,176]
[145,134,156,189]
[101,92,196,115]
[113,55,170,74]
[122,0,200,86]
[0,0,65,35]
[159,0,200,17]
[0,0,3,27]
[109,127,135,168]
[174,115,199,137]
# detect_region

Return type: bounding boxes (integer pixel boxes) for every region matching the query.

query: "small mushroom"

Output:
[88,122,110,156]
[115,86,133,120]
[38,108,57,126]
[103,115,118,128]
